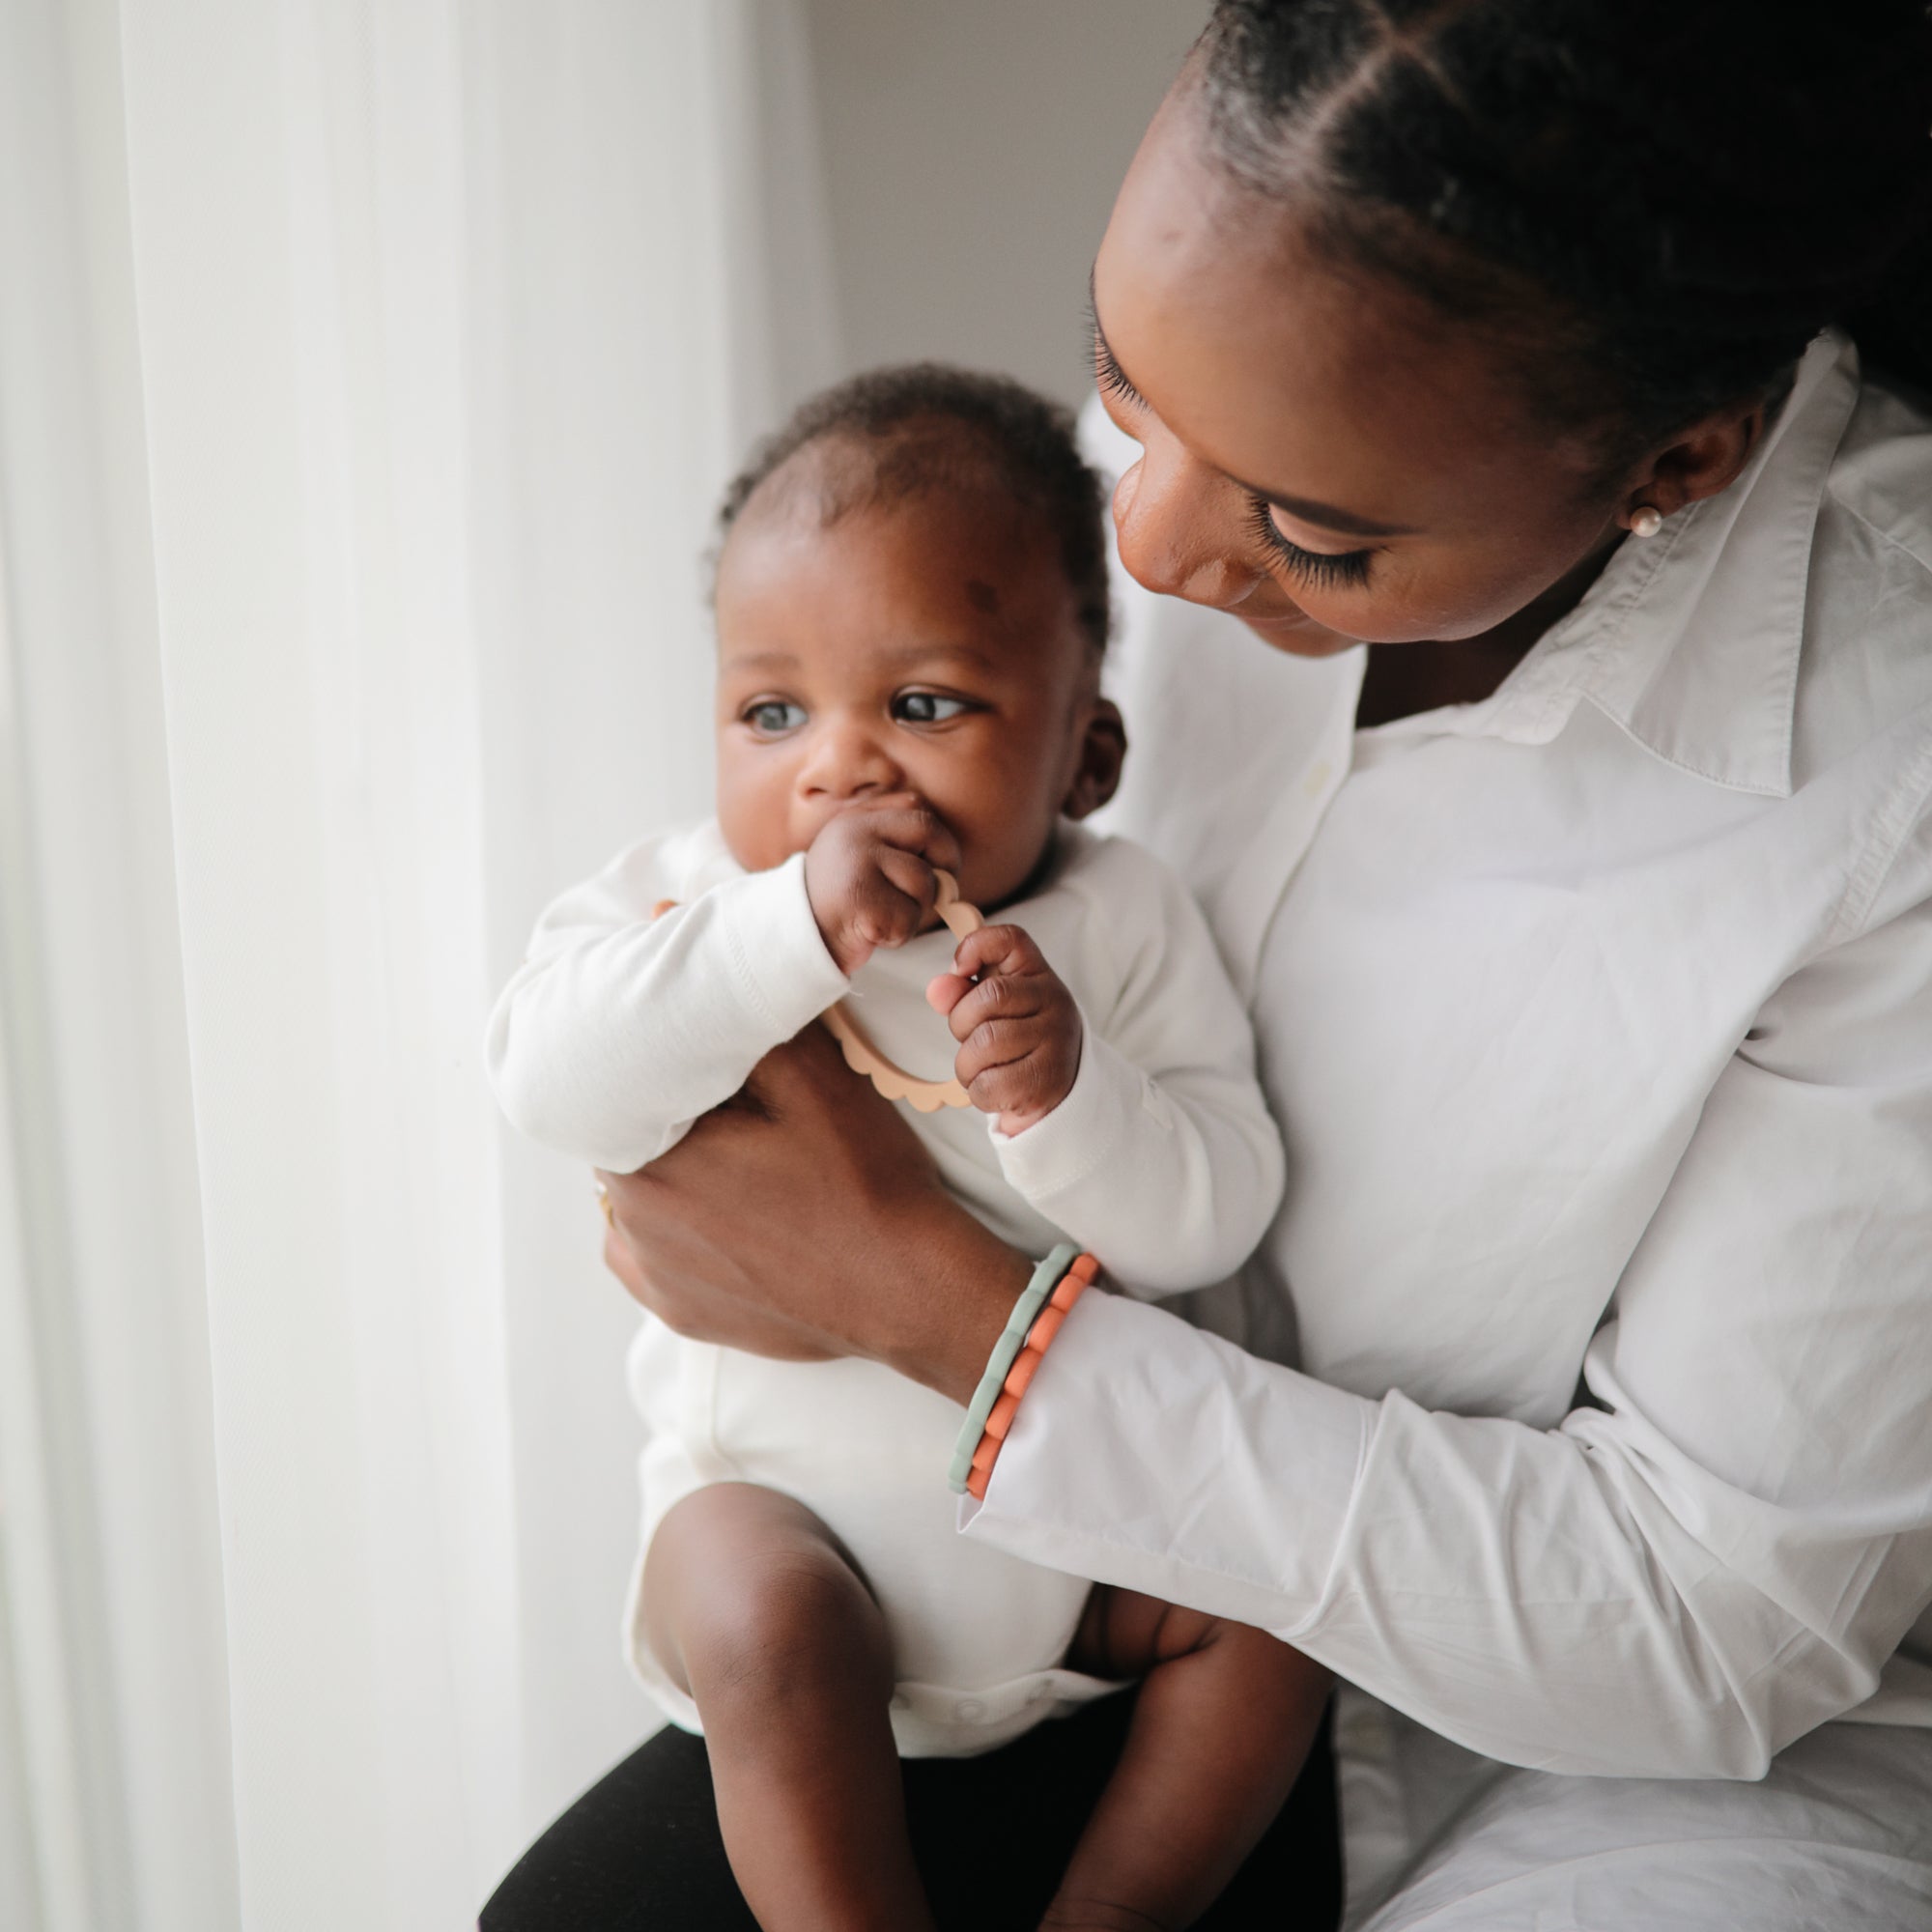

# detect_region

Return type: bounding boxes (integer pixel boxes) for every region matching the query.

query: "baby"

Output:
[489,367,1330,1930]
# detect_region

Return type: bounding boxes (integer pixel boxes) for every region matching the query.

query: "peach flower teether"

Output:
[821,870,983,1113]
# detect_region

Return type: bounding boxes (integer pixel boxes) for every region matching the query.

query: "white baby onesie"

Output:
[488,817,1285,1754]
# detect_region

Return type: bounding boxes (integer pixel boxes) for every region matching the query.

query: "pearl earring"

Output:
[1629,505,1663,538]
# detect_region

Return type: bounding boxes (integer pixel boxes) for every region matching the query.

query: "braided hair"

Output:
[1194,0,1932,466]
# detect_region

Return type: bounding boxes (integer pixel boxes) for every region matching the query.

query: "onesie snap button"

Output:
[953,1697,987,1723]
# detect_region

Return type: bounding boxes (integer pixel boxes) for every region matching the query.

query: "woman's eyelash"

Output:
[1087,309,1146,410]
[1247,497,1374,590]
[1095,346,1143,409]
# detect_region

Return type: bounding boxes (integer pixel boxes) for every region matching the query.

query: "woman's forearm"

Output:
[875,1208,1035,1406]
[967,1293,1923,1780]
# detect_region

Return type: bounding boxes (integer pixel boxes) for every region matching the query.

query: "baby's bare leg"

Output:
[1044,1586,1333,1932]
[642,1482,937,1932]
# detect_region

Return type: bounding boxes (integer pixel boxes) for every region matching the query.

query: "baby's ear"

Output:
[1062,696,1126,821]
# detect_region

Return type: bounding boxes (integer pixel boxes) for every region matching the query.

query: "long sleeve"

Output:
[989,838,1286,1296]
[487,829,848,1172]
[967,885,1932,1777]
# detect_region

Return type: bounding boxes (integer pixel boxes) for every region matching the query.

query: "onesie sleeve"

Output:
[989,838,1285,1296]
[486,829,849,1172]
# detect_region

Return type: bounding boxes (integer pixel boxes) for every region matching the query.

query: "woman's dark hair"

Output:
[1195,0,1932,466]
[716,363,1111,652]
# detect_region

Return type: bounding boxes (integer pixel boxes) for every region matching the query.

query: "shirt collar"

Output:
[1372,330,1861,800]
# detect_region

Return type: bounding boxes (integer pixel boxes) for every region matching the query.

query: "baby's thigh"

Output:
[1357,1719,1932,1932]
[640,1481,884,1700]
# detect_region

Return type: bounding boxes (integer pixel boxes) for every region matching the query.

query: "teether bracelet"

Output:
[948,1245,1099,1497]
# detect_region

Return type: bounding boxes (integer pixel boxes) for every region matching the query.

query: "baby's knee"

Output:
[697,1548,886,1702]
[650,1487,890,1708]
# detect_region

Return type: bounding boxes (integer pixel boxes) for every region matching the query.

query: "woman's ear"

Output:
[1062,696,1127,821]
[1622,398,1768,526]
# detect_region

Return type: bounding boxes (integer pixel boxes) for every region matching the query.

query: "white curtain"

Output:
[0,1,838,1925]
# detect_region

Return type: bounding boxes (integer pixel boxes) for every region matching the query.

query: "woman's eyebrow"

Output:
[1090,274,1419,542]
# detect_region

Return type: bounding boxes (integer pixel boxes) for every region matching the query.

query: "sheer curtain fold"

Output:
[3,0,836,1923]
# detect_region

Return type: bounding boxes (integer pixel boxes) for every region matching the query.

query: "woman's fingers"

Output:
[599,1166,841,1361]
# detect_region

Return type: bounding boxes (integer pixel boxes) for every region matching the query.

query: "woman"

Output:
[487,3,1932,1925]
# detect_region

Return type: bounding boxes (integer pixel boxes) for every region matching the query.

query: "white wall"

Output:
[803,1,1204,410]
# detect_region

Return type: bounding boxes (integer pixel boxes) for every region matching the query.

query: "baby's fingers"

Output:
[874,845,941,923]
[953,1011,1038,1093]
[941,956,1053,1045]
[925,970,972,1017]
[858,798,964,879]
[950,923,1046,984]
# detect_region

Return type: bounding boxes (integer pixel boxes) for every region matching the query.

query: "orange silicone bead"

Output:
[1004,1347,1043,1401]
[1025,1304,1067,1353]
[1050,1264,1095,1312]
[984,1389,1022,1442]
[966,1462,991,1500]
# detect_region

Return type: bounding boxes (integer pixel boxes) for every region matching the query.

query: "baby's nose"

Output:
[801,720,901,798]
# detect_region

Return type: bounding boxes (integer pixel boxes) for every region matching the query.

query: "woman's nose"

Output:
[1112,437,1259,611]
[798,719,901,799]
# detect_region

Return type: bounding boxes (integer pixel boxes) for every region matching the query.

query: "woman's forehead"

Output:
[1093,99,1600,532]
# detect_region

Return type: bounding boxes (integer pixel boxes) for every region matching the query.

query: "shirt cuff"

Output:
[960,1291,1373,1638]
[715,851,850,1038]
[985,1020,1149,1205]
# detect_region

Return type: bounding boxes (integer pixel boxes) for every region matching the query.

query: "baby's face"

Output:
[714,482,1113,910]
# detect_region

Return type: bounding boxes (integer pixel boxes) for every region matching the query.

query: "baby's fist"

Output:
[926,923,1082,1134]
[805,798,961,975]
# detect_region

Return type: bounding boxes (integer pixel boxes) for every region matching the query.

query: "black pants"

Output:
[482,1690,1342,1930]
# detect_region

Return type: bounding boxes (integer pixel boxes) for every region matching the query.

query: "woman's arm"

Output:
[607,895,1932,1779]
[968,892,1932,1778]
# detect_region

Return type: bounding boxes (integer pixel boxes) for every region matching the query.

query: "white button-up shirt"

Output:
[966,335,1932,1803]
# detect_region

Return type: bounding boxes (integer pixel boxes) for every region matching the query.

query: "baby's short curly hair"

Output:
[715,363,1112,654]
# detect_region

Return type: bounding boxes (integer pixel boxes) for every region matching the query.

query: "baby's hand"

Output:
[805,796,962,975]
[926,925,1082,1135]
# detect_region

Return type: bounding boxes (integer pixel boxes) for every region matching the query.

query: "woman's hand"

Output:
[598,1022,1031,1403]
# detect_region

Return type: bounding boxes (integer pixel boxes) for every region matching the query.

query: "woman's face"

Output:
[1091,93,1632,655]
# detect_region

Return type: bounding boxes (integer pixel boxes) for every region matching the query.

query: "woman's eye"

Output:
[1247,497,1374,591]
[892,691,973,725]
[744,699,807,735]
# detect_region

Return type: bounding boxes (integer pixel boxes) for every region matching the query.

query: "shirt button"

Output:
[953,1697,987,1723]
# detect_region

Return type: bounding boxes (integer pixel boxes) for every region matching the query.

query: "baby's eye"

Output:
[743,699,807,735]
[892,691,973,725]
